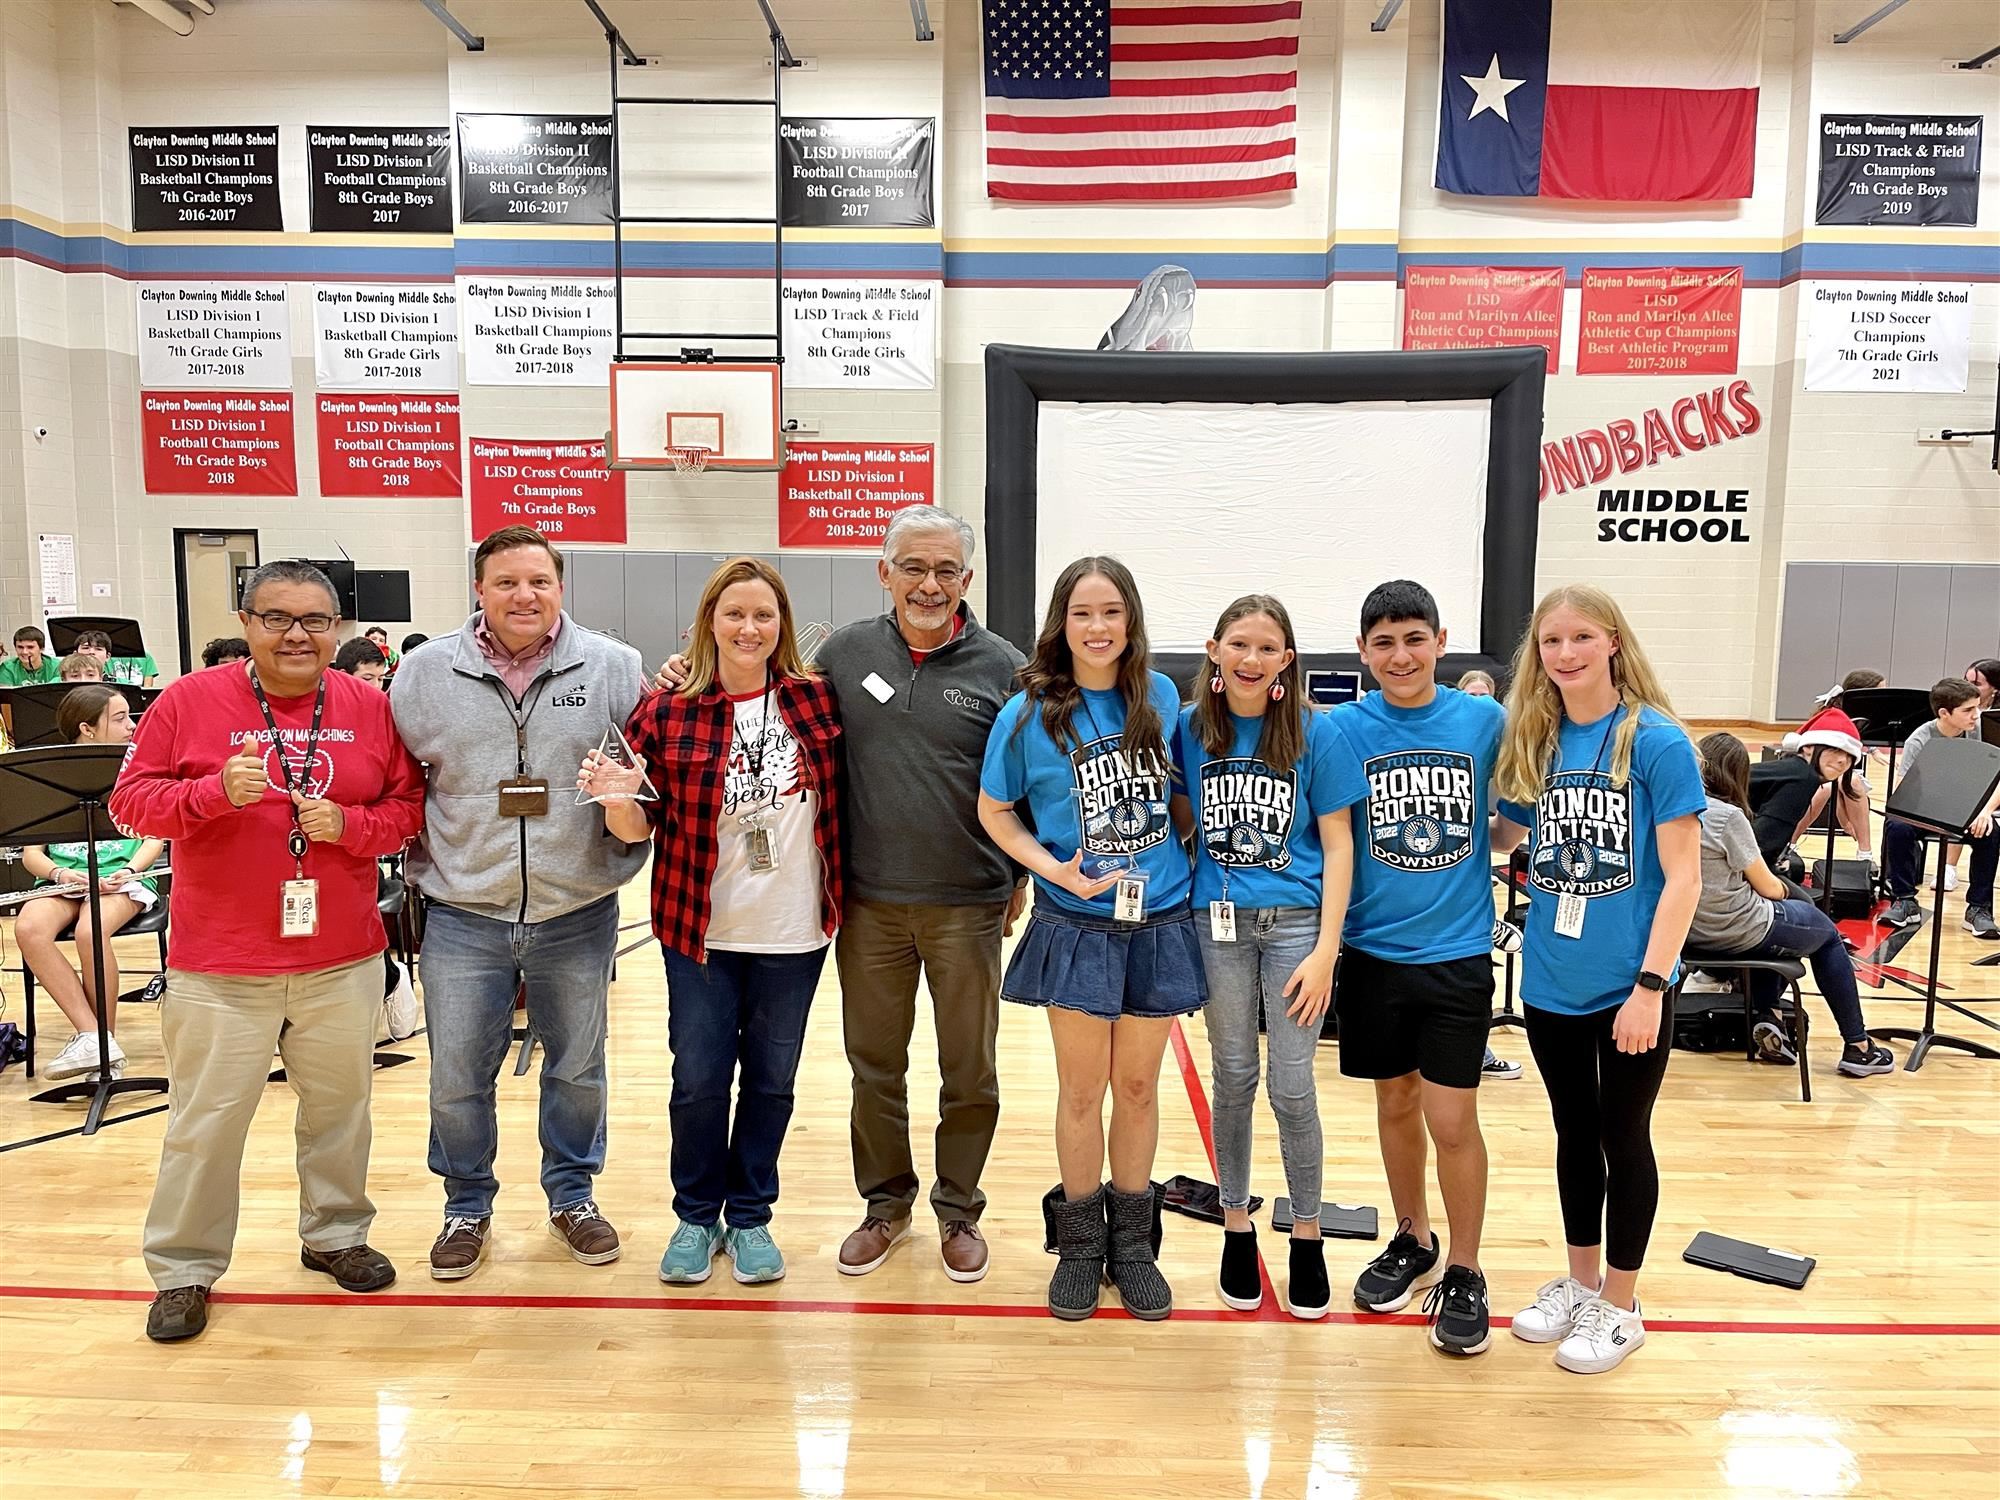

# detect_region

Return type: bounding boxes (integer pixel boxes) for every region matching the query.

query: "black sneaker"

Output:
[1351,1218,1440,1312]
[1884,897,1925,929]
[1218,1227,1261,1311]
[1422,1264,1491,1355]
[1286,1236,1330,1321]
[1750,1019,1797,1065]
[1838,1040,1896,1077]
[1963,905,2000,941]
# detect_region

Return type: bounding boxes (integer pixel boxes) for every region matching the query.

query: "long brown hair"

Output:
[679,557,811,698]
[1017,556,1166,769]
[1496,584,1686,805]
[1190,594,1306,771]
[1699,731,1751,813]
[58,685,123,743]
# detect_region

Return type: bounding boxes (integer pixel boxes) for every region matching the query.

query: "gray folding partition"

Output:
[1776,562,2000,720]
[470,548,891,674]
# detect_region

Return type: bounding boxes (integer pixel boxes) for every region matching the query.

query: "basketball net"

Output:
[665,445,710,474]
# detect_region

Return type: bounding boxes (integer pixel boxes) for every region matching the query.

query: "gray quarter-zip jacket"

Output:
[391,611,648,923]
[816,605,1025,905]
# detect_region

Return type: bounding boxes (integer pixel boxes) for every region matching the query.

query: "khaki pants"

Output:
[143,956,380,1290]
[837,898,1003,1222]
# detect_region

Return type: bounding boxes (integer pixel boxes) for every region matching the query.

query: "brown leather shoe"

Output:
[940,1220,989,1283]
[146,1284,210,1342]
[301,1243,398,1292]
[837,1215,912,1276]
[429,1215,492,1281]
[549,1199,622,1265]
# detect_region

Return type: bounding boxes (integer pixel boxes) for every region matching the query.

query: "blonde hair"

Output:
[679,556,811,697]
[1495,584,1684,805]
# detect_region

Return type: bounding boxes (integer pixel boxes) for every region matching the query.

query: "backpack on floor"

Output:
[1673,994,1749,1053]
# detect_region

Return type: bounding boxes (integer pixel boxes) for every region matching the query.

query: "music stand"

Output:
[1871,736,2000,1071]
[0,684,158,750]
[1490,845,1527,1033]
[1840,687,1934,802]
[46,616,147,659]
[0,744,170,1131]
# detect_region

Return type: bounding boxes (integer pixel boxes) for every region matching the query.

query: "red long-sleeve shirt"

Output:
[109,662,426,976]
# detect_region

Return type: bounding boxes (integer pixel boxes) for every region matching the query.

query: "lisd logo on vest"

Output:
[1200,757,1298,870]
[1071,736,1170,856]
[1364,750,1475,871]
[1531,770,1633,897]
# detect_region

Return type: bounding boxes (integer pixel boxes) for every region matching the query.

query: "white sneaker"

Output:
[44,1030,122,1081]
[1680,971,1732,995]
[82,1061,127,1083]
[1554,1296,1646,1374]
[1510,1275,1597,1343]
[383,962,421,1040]
[1932,863,1959,892]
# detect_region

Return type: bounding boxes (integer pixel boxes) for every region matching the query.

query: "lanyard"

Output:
[490,679,545,775]
[1078,690,1116,748]
[1576,704,1624,779]
[737,674,775,787]
[248,668,327,874]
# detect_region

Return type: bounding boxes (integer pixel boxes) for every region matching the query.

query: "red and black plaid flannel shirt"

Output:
[624,674,844,962]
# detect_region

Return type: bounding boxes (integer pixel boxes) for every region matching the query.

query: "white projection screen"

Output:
[1034,401,1492,652]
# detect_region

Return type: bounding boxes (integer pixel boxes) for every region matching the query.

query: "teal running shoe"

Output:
[658,1219,722,1284]
[724,1225,786,1284]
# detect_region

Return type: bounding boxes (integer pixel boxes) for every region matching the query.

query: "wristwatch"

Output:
[1636,970,1671,993]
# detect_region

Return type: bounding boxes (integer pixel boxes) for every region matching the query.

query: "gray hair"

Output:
[881,505,975,565]
[241,559,340,614]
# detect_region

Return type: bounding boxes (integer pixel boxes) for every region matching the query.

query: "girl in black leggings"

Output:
[1494,585,1705,1376]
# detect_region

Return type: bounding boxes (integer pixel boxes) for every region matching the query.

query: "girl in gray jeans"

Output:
[1171,596,1366,1319]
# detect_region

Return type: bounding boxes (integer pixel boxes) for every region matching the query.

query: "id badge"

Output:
[744,810,779,873]
[1209,900,1237,943]
[281,879,320,938]
[497,776,550,818]
[1555,891,1587,939]
[1114,875,1148,925]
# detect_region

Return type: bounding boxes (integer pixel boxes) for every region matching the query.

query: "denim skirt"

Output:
[1002,899,1207,1022]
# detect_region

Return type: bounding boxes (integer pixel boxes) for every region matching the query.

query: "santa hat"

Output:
[1782,706,1865,761]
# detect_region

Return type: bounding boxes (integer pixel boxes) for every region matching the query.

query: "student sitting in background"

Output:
[1457,669,1497,697]
[1747,705,1870,879]
[1692,733,1893,1077]
[76,629,158,688]
[58,652,102,683]
[1,625,59,685]
[363,626,400,671]
[200,637,251,668]
[1967,659,2000,712]
[1881,679,1999,938]
[333,638,389,688]
[15,685,164,1083]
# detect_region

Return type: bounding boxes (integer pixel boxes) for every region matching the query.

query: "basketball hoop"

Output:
[664,445,710,474]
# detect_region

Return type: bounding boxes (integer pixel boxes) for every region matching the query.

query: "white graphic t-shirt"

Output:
[706,689,827,953]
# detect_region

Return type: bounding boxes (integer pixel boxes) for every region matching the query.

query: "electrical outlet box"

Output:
[782,416,820,435]
[1917,428,1971,444]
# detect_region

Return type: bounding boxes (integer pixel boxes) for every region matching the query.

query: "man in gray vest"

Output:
[655,506,1024,1280]
[392,525,648,1281]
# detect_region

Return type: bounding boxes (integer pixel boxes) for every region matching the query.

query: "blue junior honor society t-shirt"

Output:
[1496,705,1706,1016]
[1178,705,1367,909]
[1332,686,1506,963]
[981,672,1191,918]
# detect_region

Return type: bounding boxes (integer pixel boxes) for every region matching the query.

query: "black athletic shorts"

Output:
[1333,946,1493,1090]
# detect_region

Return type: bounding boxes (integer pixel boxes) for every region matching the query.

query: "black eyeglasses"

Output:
[248,611,338,635]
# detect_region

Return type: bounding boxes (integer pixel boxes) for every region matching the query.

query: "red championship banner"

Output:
[316,394,462,497]
[1578,267,1744,375]
[467,437,626,544]
[141,391,297,495]
[1402,266,1565,373]
[779,442,935,548]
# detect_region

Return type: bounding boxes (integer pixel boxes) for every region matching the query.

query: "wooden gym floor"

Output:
[2,753,1996,1498]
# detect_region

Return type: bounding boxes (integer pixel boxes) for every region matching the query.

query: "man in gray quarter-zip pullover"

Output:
[652,505,1025,1282]
[391,526,648,1284]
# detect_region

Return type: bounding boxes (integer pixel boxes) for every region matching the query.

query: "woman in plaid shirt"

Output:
[586,557,843,1288]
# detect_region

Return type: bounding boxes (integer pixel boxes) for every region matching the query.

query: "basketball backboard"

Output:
[609,362,783,471]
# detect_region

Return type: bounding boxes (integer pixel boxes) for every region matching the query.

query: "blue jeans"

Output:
[1884,816,1997,907]
[422,894,619,1217]
[1197,907,1324,1220]
[663,944,828,1229]
[1735,897,1868,1044]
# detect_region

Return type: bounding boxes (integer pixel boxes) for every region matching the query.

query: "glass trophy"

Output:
[575,723,659,805]
[1073,786,1149,881]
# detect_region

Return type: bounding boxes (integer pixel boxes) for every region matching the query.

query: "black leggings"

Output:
[1523,998,1675,1273]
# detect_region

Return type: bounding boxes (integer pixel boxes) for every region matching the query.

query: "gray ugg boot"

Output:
[1045,1185,1107,1321]
[1105,1182,1172,1321]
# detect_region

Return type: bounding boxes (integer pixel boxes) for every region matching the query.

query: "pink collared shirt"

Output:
[475,614,562,701]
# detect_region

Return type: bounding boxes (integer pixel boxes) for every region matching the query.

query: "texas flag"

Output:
[1435,0,1761,202]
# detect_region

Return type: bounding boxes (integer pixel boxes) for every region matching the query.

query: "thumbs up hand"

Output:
[221,743,270,808]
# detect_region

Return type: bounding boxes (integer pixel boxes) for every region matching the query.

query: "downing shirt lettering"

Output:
[1072,735,1170,856]
[1530,771,1633,897]
[1199,757,1297,869]
[1364,750,1476,871]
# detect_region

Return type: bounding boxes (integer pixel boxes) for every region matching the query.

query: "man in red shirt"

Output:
[110,560,425,1343]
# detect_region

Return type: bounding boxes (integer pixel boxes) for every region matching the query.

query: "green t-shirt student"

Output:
[103,654,158,686]
[0,656,60,685]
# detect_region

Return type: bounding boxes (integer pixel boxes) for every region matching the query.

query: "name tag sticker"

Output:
[1555,892,1587,939]
[862,672,896,704]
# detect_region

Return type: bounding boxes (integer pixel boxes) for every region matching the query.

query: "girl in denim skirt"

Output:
[978,557,1202,1321]
[1171,596,1364,1319]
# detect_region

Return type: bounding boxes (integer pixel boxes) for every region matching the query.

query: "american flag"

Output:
[982,1,1300,202]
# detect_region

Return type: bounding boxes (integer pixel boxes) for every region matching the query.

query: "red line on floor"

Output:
[1168,1017,1285,1319]
[1,1284,1993,1336]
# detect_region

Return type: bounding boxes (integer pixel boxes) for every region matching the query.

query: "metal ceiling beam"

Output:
[1833,0,1917,44]
[752,0,799,68]
[909,0,934,43]
[1372,0,1406,33]
[1956,41,1999,68]
[415,0,483,52]
[581,0,641,63]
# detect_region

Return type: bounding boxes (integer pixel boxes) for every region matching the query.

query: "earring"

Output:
[1269,682,1285,702]
[1209,670,1224,695]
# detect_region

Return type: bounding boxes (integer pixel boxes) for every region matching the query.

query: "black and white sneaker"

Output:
[1962,905,2000,941]
[1838,1040,1896,1077]
[1750,1019,1797,1066]
[1422,1264,1491,1355]
[1351,1219,1440,1312]
[1481,1048,1522,1080]
[1884,897,1925,929]
[1287,1237,1330,1321]
[1218,1227,1262,1311]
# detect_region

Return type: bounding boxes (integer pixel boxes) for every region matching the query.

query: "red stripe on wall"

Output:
[1540,85,1758,202]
